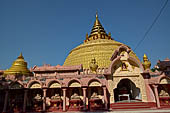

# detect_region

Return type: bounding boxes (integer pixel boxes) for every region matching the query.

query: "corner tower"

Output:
[63,14,139,70]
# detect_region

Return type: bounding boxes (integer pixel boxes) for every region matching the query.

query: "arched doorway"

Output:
[88,80,104,111]
[158,77,170,107]
[28,82,43,112]
[47,81,62,111]
[8,82,24,112]
[68,80,83,110]
[114,79,141,102]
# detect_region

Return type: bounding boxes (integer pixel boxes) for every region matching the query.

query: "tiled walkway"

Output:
[28,109,170,113]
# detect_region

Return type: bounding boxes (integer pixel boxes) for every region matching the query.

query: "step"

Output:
[110,102,156,109]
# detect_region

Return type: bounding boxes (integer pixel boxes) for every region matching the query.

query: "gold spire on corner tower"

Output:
[142,54,151,70]
[84,12,112,43]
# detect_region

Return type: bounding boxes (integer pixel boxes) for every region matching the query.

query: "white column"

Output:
[43,89,47,111]
[103,86,108,110]
[83,88,87,110]
[153,85,160,108]
[62,88,67,111]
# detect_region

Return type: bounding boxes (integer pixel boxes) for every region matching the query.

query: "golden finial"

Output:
[96,11,98,19]
[142,54,151,70]
[18,52,24,59]
[143,54,148,62]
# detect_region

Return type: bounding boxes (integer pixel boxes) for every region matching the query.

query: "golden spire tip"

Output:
[96,11,98,19]
[18,52,24,59]
[143,54,147,58]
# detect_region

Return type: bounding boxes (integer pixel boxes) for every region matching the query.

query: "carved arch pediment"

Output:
[108,45,144,74]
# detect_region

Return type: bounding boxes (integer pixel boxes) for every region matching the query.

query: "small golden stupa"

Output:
[4,53,33,76]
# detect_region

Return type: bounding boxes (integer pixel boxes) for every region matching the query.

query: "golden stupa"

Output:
[64,13,139,69]
[4,53,33,76]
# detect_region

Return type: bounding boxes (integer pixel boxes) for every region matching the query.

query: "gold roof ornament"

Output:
[4,53,33,76]
[142,54,151,70]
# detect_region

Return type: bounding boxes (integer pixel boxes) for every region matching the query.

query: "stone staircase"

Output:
[110,102,156,110]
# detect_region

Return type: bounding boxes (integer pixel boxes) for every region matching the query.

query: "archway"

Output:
[158,77,170,106]
[28,81,43,112]
[47,81,62,111]
[114,79,141,102]
[88,80,104,110]
[8,82,24,112]
[68,80,83,110]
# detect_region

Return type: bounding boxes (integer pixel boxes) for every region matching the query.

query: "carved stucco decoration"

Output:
[49,82,61,88]
[160,78,170,84]
[69,81,81,87]
[30,83,41,89]
[89,80,102,87]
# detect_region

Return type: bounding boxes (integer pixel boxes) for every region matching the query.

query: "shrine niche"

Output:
[8,89,24,112]
[158,84,170,106]
[27,89,43,112]
[69,87,83,111]
[114,79,141,102]
[27,82,43,112]
[88,80,104,111]
[47,82,62,112]
[89,87,104,111]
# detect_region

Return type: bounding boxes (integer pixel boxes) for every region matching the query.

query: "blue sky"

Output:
[0,0,170,69]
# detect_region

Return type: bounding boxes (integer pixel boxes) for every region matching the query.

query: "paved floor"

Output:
[28,109,170,113]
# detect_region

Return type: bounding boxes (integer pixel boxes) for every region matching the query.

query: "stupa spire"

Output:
[18,52,24,59]
[90,13,107,36]
[84,13,112,43]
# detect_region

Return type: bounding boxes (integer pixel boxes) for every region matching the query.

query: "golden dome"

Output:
[63,14,139,69]
[4,53,33,76]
